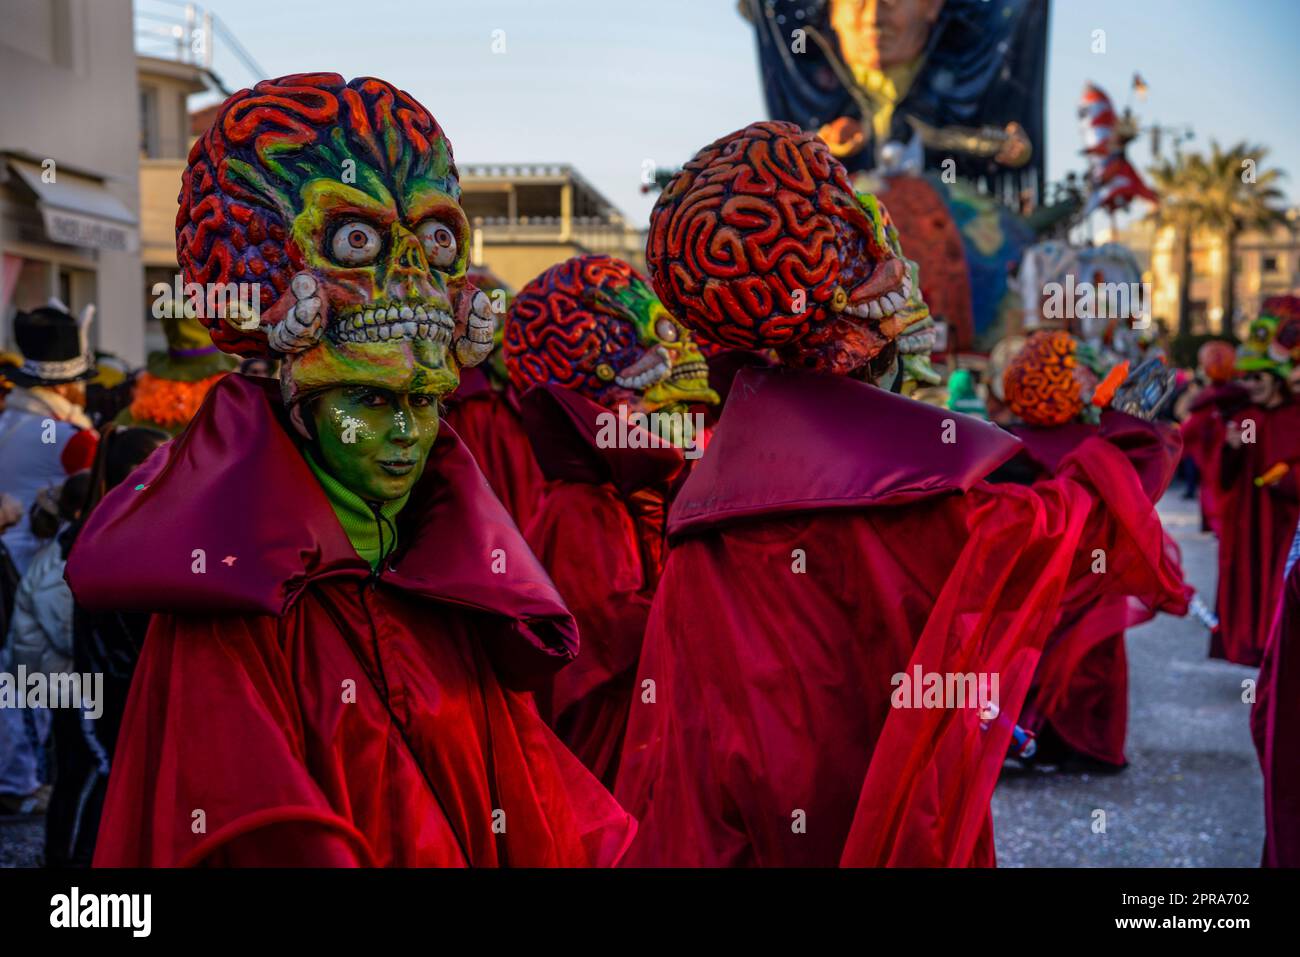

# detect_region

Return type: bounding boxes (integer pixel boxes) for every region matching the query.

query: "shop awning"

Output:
[7,156,139,254]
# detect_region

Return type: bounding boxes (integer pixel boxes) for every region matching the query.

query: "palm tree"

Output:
[1149,142,1287,335]
[1203,142,1288,331]
[1148,152,1210,336]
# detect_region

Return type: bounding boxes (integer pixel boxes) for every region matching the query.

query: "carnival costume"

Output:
[68,74,633,867]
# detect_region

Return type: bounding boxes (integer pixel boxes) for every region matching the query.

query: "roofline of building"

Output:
[460,163,622,219]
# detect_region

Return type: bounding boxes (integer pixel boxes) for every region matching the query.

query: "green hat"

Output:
[147,312,237,382]
[946,368,987,418]
[1236,314,1291,377]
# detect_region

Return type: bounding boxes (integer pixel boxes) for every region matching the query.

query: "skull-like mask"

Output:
[177,73,494,405]
[503,255,719,430]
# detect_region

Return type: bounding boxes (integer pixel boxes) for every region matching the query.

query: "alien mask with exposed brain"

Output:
[503,255,719,438]
[646,121,931,383]
[177,73,494,407]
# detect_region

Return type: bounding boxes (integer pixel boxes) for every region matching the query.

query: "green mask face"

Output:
[308,385,441,503]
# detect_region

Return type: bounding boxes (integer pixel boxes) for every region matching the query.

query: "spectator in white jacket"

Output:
[0,472,89,815]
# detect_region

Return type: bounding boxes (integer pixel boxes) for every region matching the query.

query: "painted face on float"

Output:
[504,255,719,445]
[176,74,492,502]
[646,120,931,384]
[831,0,944,73]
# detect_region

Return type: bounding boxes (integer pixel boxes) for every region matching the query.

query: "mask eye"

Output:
[330,221,382,266]
[655,315,680,343]
[417,221,458,269]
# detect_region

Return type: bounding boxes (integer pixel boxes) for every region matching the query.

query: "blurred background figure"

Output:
[46,426,168,866]
[114,313,236,435]
[0,469,91,818]
[0,307,98,575]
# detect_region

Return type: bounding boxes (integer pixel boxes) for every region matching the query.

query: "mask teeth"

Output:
[668,359,708,382]
[331,303,455,345]
[843,275,911,322]
[615,359,669,391]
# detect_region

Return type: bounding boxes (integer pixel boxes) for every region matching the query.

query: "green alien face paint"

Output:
[309,385,443,503]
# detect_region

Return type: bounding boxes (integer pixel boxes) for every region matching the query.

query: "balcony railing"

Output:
[134,0,264,93]
[462,164,576,180]
[472,217,645,253]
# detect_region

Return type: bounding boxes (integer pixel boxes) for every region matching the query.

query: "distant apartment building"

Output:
[459,164,647,290]
[0,0,143,361]
[136,54,211,355]
[1113,213,1300,336]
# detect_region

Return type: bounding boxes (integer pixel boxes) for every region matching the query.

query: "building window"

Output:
[1262,255,1279,273]
[140,87,159,157]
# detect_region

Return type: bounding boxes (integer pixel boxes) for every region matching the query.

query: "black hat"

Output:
[7,306,97,387]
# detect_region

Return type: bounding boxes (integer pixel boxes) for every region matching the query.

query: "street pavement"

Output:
[0,491,1262,868]
[993,490,1263,866]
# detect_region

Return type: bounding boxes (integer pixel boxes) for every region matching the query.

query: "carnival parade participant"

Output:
[614,120,1186,867]
[0,306,96,575]
[999,331,1188,771]
[114,311,237,435]
[1252,517,1300,867]
[65,73,633,867]
[47,426,169,866]
[504,254,717,785]
[0,305,98,817]
[1177,339,1246,535]
[1212,299,1300,667]
[441,268,544,530]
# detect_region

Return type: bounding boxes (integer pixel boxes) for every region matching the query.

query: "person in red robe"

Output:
[615,121,1186,867]
[1212,305,1300,666]
[441,268,545,530]
[1251,518,1300,867]
[997,331,1189,770]
[64,73,632,867]
[502,254,717,786]
[1177,339,1246,536]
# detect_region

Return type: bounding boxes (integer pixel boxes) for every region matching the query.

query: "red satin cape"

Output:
[613,368,1184,866]
[67,375,633,867]
[1213,399,1300,666]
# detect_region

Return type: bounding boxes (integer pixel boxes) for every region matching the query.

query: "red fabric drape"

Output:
[1213,399,1300,665]
[68,374,633,867]
[519,385,681,787]
[95,595,634,867]
[1011,422,1189,767]
[527,482,655,786]
[613,368,1185,867]
[442,370,544,530]
[1252,553,1300,867]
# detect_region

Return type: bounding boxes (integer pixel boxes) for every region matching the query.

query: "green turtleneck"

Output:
[303,448,409,570]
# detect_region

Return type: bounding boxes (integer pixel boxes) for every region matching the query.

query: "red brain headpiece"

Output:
[503,255,718,413]
[1197,340,1236,385]
[504,256,650,405]
[646,120,925,376]
[1003,330,1087,426]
